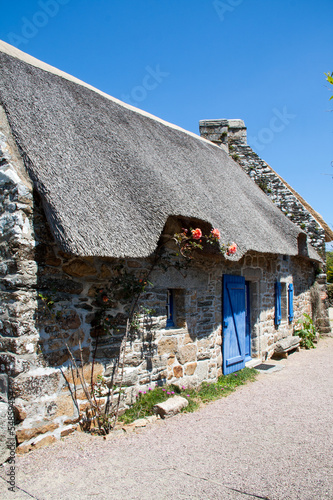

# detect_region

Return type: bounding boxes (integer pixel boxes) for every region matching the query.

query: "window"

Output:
[166,289,175,327]
[166,289,186,328]
[275,282,282,326]
[275,281,294,326]
[281,283,287,322]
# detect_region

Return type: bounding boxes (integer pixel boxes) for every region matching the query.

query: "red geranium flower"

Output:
[102,296,109,303]
[211,228,220,239]
[191,228,202,240]
[227,243,237,255]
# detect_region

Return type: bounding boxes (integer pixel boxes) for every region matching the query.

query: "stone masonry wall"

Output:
[228,138,326,255]
[2,211,316,454]
[242,252,314,358]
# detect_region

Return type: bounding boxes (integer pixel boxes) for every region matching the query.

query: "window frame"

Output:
[166,289,175,328]
[275,281,294,327]
[275,282,282,326]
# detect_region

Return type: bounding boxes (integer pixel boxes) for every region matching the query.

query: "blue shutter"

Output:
[275,282,281,326]
[222,275,246,374]
[288,283,294,322]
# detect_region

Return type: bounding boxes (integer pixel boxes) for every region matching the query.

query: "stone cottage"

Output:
[0,41,331,455]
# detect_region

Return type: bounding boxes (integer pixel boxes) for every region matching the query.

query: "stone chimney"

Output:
[199,119,247,153]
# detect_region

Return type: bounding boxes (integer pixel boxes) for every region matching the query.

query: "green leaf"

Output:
[303,313,312,323]
[324,72,333,83]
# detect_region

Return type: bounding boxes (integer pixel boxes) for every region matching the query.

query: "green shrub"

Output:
[326,251,333,284]
[295,313,317,349]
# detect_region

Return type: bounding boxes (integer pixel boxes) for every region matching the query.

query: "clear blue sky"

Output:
[1,0,332,246]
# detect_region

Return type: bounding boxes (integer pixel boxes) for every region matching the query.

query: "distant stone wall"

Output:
[241,252,314,358]
[228,138,326,254]
[199,119,326,255]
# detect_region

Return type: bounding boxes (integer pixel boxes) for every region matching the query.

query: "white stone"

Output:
[22,217,31,235]
[0,167,22,186]
[27,366,59,376]
[0,374,8,403]
[154,395,188,418]
[195,360,209,381]
[228,119,246,129]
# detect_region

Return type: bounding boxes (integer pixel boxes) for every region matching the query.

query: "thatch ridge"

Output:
[0,40,212,148]
[0,43,320,261]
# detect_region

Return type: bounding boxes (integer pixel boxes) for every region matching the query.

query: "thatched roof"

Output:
[0,42,320,261]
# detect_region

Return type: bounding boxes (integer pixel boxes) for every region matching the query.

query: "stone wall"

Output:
[241,252,315,358]
[1,204,316,454]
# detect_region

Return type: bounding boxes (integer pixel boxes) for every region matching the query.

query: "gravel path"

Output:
[1,338,333,500]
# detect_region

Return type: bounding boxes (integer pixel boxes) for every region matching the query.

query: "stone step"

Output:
[318,327,331,334]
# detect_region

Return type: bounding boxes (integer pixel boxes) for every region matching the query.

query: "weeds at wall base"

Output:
[119,367,258,425]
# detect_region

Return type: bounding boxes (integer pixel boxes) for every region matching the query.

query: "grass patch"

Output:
[119,367,258,424]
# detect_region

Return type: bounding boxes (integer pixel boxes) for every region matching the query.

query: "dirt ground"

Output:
[1,337,333,500]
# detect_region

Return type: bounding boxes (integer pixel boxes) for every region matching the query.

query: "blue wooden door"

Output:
[222,275,246,375]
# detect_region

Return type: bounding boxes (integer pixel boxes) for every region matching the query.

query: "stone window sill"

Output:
[160,327,187,336]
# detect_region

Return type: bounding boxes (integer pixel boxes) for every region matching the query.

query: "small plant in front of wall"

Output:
[73,268,156,434]
[173,227,237,259]
[257,177,269,193]
[38,292,55,310]
[129,307,156,336]
[94,280,152,336]
[96,267,152,305]
[295,313,317,349]
[37,291,62,323]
